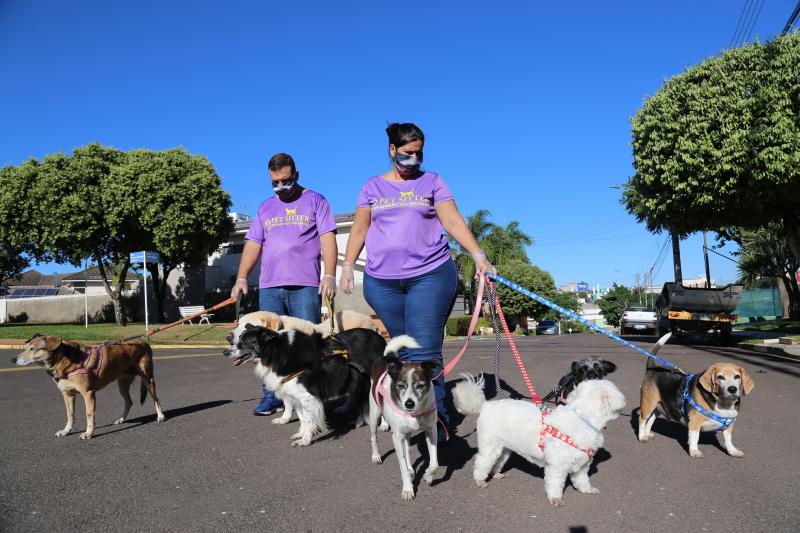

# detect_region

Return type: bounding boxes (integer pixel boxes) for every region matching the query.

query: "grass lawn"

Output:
[738,337,769,345]
[734,319,800,335]
[0,323,229,345]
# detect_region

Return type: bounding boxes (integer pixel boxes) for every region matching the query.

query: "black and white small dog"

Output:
[224,324,386,446]
[542,357,618,405]
[368,335,440,501]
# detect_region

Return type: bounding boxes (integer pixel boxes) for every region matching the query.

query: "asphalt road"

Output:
[1,335,798,532]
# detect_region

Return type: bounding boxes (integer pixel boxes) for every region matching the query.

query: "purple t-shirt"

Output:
[357,172,454,279]
[245,189,337,288]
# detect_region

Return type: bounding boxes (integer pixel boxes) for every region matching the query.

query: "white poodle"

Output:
[453,374,626,506]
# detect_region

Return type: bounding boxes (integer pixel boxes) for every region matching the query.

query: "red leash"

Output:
[487,276,593,457]
[488,278,544,406]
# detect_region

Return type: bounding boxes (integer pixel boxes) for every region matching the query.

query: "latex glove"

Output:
[319,274,336,300]
[340,263,355,295]
[231,278,248,298]
[472,250,496,278]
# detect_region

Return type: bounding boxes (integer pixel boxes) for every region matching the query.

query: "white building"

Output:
[206,212,380,316]
[206,212,367,291]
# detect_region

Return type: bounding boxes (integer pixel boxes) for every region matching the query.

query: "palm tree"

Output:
[449,209,496,311]
[485,220,533,266]
[449,210,534,312]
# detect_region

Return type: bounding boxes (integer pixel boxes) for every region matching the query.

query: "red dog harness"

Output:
[537,410,594,458]
[67,345,104,379]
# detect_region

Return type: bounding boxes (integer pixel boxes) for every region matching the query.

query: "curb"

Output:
[736,341,800,361]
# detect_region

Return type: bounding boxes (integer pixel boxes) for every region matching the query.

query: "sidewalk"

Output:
[732,330,800,360]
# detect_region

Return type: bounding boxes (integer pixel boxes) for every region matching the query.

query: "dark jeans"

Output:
[255,285,321,410]
[259,285,321,323]
[364,260,458,425]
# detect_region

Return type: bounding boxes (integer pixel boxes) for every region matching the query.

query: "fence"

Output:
[734,288,782,319]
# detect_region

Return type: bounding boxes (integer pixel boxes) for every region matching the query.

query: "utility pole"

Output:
[671,232,683,284]
[703,231,712,289]
[635,273,641,304]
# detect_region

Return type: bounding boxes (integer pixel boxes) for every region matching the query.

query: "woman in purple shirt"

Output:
[340,123,495,442]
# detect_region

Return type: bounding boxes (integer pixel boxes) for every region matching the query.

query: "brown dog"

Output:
[638,359,754,458]
[13,335,166,439]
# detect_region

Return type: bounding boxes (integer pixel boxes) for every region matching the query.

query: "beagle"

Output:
[638,360,754,458]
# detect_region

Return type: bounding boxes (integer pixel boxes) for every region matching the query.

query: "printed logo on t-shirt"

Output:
[263,208,312,231]
[371,189,433,211]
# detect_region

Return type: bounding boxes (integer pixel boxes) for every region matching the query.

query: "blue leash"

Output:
[680,374,736,429]
[488,273,687,375]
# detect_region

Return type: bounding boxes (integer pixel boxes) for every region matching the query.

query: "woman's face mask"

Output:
[394,150,422,174]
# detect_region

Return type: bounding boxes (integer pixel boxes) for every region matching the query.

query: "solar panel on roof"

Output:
[9,288,58,298]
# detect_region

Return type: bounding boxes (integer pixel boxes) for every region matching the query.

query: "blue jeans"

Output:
[255,286,321,412]
[364,260,458,426]
[259,286,321,323]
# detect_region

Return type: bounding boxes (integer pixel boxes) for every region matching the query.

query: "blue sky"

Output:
[1,1,793,288]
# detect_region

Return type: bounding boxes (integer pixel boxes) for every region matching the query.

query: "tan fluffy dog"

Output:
[227,310,378,347]
[638,360,754,457]
[13,335,165,440]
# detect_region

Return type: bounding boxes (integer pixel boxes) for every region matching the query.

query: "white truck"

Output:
[620,306,659,334]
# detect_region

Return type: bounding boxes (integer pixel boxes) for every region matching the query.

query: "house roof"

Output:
[5,270,68,287]
[334,212,355,224]
[230,212,356,236]
[61,266,137,282]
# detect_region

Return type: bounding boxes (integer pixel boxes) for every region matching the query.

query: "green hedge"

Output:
[446,315,516,336]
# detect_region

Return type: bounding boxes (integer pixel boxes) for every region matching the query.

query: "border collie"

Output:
[225,325,386,446]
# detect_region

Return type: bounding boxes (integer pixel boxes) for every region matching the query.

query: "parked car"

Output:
[536,319,560,335]
[620,306,658,334]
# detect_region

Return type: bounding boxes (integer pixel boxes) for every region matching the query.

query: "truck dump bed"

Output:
[656,283,743,314]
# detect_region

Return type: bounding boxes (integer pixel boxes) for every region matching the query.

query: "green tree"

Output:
[733,224,800,320]
[495,259,557,328]
[108,149,233,322]
[597,283,646,328]
[485,221,533,267]
[450,210,534,312]
[623,33,800,264]
[0,143,233,325]
[0,241,28,286]
[542,291,581,321]
[450,209,496,311]
[0,145,139,325]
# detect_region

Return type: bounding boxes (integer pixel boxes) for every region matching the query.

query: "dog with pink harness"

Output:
[368,335,440,501]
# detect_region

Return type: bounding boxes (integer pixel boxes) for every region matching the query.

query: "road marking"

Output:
[0,351,223,372]
[152,353,221,360]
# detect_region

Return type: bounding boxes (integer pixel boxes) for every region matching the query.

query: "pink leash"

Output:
[438,274,486,379]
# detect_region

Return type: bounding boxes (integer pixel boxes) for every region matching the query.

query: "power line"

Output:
[741,0,766,45]
[783,1,800,34]
[649,235,670,281]
[730,0,756,48]
[703,245,738,264]
[533,232,643,246]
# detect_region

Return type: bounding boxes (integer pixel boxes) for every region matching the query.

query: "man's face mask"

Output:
[394,151,422,174]
[272,176,298,196]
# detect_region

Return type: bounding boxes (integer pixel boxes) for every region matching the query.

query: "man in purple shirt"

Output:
[231,153,337,415]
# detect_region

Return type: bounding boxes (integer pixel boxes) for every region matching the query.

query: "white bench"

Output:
[179,306,213,325]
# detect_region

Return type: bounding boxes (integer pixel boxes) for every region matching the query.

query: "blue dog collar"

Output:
[681,374,736,430]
